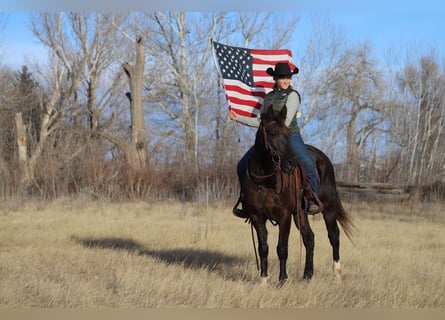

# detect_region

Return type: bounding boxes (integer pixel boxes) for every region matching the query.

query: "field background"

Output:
[0,199,444,308]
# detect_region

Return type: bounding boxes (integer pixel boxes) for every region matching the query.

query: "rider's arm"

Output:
[284,91,300,127]
[231,111,261,128]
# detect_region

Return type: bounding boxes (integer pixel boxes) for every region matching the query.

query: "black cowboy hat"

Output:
[266,62,299,77]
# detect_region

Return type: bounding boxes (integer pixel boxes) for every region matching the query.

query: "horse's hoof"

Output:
[333,260,342,282]
[259,276,269,286]
[277,278,287,288]
[302,273,313,281]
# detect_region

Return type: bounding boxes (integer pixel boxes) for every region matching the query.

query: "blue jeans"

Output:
[237,146,254,189]
[289,132,319,195]
[236,132,318,195]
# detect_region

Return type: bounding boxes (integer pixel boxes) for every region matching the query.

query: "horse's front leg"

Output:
[277,214,291,285]
[252,217,269,279]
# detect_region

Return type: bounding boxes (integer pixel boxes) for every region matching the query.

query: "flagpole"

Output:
[212,39,241,144]
[231,118,241,143]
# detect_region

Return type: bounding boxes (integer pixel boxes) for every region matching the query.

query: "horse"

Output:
[240,105,355,285]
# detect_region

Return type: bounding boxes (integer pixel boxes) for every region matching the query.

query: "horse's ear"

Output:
[279,105,288,122]
[263,105,274,121]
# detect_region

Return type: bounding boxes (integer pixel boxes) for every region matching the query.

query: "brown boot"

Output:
[307,201,321,215]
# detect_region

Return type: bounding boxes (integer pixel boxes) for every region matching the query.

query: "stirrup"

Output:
[233,208,249,219]
[305,193,323,215]
[232,194,249,219]
[306,202,321,215]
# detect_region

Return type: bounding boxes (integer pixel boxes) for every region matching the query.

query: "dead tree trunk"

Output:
[15,112,34,193]
[15,113,27,166]
[15,112,29,182]
[123,36,147,169]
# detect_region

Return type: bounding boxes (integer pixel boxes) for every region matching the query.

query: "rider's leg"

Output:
[237,146,253,188]
[289,133,320,214]
[233,147,254,218]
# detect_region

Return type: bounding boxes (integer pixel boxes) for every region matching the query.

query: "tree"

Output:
[0,66,16,195]
[397,54,445,185]
[295,16,348,143]
[129,12,299,178]
[313,43,382,181]
[14,13,94,193]
[0,66,16,161]
[13,66,42,149]
[28,13,154,194]
[107,35,147,169]
[140,12,218,178]
[211,13,299,176]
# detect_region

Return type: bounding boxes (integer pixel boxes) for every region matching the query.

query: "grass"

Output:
[0,199,444,307]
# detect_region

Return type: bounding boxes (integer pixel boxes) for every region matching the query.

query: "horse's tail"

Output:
[335,200,356,245]
[307,144,357,244]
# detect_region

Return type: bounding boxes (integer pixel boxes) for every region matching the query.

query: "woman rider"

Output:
[229,62,320,217]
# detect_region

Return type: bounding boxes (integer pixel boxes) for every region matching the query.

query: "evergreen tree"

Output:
[13,65,42,148]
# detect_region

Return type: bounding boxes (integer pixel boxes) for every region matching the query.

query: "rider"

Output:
[229,62,320,217]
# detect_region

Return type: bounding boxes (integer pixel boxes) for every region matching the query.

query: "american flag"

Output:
[212,41,296,118]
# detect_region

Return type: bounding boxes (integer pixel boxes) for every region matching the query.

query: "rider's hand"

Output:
[229,110,239,121]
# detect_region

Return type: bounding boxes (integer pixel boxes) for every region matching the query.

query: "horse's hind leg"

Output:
[293,213,314,280]
[323,209,342,280]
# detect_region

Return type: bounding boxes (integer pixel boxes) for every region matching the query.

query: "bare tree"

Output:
[121,36,147,168]
[17,13,129,193]
[296,16,347,142]
[213,12,299,165]
[16,53,85,191]
[0,13,7,57]
[130,12,299,179]
[397,53,445,185]
[28,13,158,194]
[127,12,228,181]
[305,41,382,181]
[236,12,298,48]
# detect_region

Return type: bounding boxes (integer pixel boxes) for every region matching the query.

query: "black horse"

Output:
[240,105,355,285]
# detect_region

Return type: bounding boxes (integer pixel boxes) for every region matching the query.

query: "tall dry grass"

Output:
[0,199,444,307]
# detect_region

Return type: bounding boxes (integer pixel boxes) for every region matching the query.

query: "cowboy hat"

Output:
[266,62,299,77]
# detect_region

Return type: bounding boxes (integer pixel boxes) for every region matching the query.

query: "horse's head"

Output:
[256,105,295,173]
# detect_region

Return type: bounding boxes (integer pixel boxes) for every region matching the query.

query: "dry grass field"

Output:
[0,199,444,308]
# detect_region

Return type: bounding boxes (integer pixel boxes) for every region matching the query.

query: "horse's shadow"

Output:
[71,236,253,282]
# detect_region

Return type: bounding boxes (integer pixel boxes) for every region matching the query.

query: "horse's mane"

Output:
[253,105,295,172]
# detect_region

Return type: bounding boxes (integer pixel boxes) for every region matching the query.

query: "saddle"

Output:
[293,161,323,215]
[232,161,323,219]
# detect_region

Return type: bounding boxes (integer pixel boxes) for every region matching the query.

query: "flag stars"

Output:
[214,43,254,86]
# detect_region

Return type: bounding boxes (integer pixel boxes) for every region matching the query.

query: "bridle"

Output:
[246,117,300,227]
[244,115,305,268]
[262,120,282,168]
[247,120,289,187]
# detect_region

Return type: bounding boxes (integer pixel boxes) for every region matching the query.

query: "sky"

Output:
[332,12,444,58]
[1,1,445,69]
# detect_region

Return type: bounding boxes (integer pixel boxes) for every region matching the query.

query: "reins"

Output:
[251,223,260,271]
[246,120,286,194]
[248,169,304,273]
[245,118,303,271]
